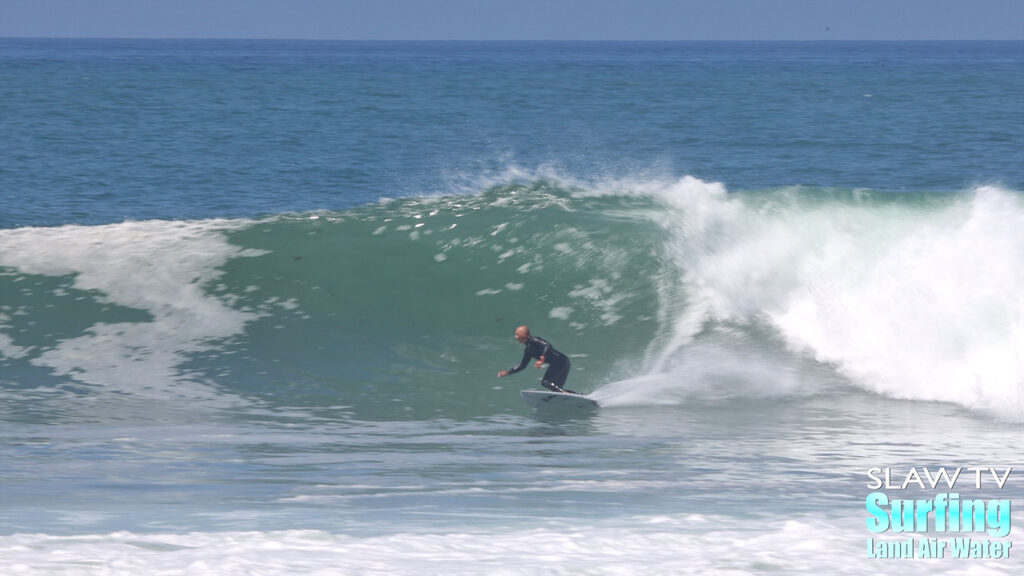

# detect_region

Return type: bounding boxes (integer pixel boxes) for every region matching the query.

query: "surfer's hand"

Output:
[534,360,544,369]
[498,370,509,378]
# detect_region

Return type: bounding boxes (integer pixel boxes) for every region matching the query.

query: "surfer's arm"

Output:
[501,348,531,377]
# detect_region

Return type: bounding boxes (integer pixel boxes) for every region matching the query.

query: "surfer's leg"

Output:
[541,379,566,393]
[542,360,576,394]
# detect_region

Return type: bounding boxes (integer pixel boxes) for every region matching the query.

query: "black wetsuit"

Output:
[507,336,575,393]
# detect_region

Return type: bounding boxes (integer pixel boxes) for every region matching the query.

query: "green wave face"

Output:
[2,176,1023,421]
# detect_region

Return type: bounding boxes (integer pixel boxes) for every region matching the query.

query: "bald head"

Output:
[515,325,530,343]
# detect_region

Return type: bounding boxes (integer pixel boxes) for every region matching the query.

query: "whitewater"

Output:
[2,39,1023,575]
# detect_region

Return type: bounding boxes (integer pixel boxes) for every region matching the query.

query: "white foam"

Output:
[549,306,574,320]
[0,219,266,402]
[1,515,1017,575]
[628,180,1024,420]
[569,279,625,326]
[770,187,1024,419]
[0,313,27,359]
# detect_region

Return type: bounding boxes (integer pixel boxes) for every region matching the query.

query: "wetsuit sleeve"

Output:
[536,339,552,360]
[508,346,531,375]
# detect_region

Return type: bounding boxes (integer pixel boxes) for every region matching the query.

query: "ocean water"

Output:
[1,39,1023,574]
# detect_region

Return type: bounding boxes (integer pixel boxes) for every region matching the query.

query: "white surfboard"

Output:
[521,389,599,409]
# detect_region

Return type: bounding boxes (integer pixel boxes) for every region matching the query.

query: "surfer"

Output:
[497,325,578,394]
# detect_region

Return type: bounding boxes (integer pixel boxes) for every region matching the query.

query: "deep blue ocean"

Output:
[2,39,1023,574]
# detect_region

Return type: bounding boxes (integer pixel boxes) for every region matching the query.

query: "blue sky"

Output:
[1,0,1022,41]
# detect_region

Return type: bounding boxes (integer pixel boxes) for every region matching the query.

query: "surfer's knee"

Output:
[541,380,564,392]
